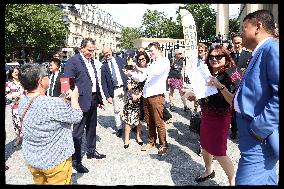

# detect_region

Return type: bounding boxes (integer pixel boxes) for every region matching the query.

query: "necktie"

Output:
[236,52,239,63]
[110,61,118,86]
[49,74,55,96]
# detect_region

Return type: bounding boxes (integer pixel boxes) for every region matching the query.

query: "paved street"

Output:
[4,91,278,185]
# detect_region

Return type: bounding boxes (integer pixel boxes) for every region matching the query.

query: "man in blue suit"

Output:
[234,10,279,185]
[101,47,127,137]
[64,38,105,173]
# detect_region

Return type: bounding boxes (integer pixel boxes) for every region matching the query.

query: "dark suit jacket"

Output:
[101,56,127,99]
[50,72,64,97]
[64,54,103,112]
[230,49,252,70]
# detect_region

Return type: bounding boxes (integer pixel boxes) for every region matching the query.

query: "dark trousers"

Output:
[72,93,98,164]
[231,111,238,134]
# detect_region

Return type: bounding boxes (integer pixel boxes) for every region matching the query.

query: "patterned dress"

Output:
[5,80,25,134]
[122,76,145,127]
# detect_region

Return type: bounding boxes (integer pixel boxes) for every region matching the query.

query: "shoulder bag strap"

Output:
[21,94,41,122]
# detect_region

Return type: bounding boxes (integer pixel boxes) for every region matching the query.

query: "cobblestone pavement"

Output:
[5,91,279,185]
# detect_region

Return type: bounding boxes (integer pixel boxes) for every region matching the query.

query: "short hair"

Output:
[53,53,60,58]
[148,42,161,50]
[19,63,49,92]
[243,9,275,35]
[50,58,61,67]
[81,38,96,48]
[7,66,20,81]
[136,51,150,66]
[231,33,242,40]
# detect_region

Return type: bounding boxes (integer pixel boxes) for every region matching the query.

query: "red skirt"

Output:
[200,107,232,156]
[167,78,183,90]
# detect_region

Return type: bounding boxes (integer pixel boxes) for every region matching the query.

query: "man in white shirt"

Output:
[101,47,128,137]
[128,42,170,156]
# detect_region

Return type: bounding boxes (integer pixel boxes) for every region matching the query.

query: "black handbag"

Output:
[189,110,201,135]
[163,107,172,122]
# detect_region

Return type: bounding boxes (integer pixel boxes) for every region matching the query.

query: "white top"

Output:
[47,71,59,96]
[233,37,273,113]
[131,57,170,98]
[81,53,96,92]
[107,57,123,87]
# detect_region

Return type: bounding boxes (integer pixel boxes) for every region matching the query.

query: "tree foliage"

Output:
[120,27,140,50]
[182,4,216,41]
[5,4,67,61]
[140,9,182,39]
[229,17,240,36]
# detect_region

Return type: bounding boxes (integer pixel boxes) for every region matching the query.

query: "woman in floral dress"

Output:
[5,66,25,147]
[122,51,149,148]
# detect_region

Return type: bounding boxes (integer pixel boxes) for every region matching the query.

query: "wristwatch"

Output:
[219,85,225,91]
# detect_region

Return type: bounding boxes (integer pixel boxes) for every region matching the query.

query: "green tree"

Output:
[120,27,140,49]
[229,17,240,36]
[140,9,183,39]
[5,4,67,62]
[181,4,216,41]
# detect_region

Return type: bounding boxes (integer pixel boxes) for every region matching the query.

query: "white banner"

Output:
[180,9,198,77]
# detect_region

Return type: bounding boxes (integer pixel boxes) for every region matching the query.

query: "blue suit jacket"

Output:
[237,38,279,140]
[100,56,127,98]
[64,54,103,112]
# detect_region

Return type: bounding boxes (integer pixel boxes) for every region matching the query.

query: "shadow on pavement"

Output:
[149,143,219,186]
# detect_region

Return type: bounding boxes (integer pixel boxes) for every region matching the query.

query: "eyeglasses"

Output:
[138,58,146,62]
[208,55,225,61]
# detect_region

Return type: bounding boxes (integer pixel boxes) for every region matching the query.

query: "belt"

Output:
[114,85,124,89]
[236,112,253,121]
[92,92,97,96]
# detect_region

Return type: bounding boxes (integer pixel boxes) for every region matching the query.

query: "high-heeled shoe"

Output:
[124,144,129,149]
[195,170,215,182]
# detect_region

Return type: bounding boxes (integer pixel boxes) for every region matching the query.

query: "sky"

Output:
[98,4,240,28]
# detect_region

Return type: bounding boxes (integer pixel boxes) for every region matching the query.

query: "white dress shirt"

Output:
[107,57,123,87]
[233,37,273,113]
[131,56,170,98]
[81,53,96,92]
[47,71,59,96]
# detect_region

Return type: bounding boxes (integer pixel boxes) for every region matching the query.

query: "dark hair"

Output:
[19,63,49,92]
[50,58,61,67]
[231,33,242,40]
[7,66,20,81]
[136,51,150,67]
[205,45,236,75]
[243,9,275,35]
[148,42,161,50]
[81,38,96,48]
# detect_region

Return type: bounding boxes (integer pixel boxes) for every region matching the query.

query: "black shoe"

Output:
[169,105,176,111]
[184,106,190,112]
[116,129,123,137]
[137,141,143,146]
[124,144,129,149]
[73,163,89,173]
[87,151,106,159]
[5,165,9,171]
[195,170,215,183]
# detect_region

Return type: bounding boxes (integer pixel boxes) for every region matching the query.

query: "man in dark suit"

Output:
[64,38,105,173]
[234,10,279,185]
[47,58,63,97]
[229,34,252,140]
[101,47,127,137]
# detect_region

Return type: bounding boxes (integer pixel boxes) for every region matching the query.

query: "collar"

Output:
[80,52,92,63]
[252,37,273,57]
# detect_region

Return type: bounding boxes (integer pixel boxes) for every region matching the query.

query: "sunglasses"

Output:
[138,58,146,62]
[233,42,241,45]
[208,55,225,60]
[198,50,204,52]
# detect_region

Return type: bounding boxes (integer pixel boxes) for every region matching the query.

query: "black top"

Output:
[168,57,184,79]
[230,50,252,70]
[200,66,242,116]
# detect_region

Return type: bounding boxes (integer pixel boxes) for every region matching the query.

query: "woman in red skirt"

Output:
[188,45,242,185]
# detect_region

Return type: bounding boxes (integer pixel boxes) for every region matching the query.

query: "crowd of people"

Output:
[5,9,278,185]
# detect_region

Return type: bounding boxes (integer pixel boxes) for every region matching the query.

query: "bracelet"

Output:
[219,85,225,91]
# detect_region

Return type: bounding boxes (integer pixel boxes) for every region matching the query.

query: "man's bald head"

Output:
[102,47,112,60]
